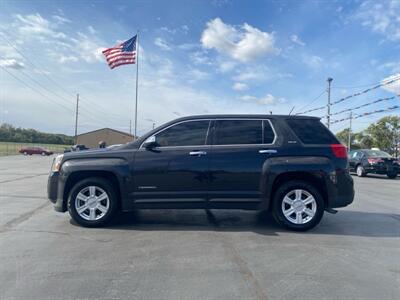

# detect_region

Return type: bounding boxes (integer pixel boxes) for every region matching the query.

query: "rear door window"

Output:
[286,119,339,144]
[214,120,263,145]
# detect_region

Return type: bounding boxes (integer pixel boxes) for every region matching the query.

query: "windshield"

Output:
[364,150,392,158]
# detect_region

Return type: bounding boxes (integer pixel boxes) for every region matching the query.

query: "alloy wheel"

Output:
[75,186,110,221]
[281,189,317,225]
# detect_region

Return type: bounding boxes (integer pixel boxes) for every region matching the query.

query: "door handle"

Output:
[259,149,277,154]
[189,151,207,156]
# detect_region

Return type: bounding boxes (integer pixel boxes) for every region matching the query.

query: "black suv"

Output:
[348,149,399,179]
[48,115,354,231]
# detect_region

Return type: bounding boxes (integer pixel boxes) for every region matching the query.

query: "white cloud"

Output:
[290,34,305,46]
[154,37,170,51]
[189,51,210,65]
[59,55,79,64]
[14,13,66,39]
[218,60,236,73]
[201,18,278,62]
[240,94,286,106]
[381,74,400,94]
[354,0,400,41]
[0,58,25,69]
[187,68,210,81]
[303,54,323,69]
[233,67,268,81]
[52,15,71,24]
[232,82,248,91]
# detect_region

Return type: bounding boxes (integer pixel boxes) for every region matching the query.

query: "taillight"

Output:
[330,144,347,158]
[368,158,383,164]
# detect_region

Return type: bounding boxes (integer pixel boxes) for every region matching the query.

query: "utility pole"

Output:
[74,93,79,144]
[129,119,132,135]
[348,111,352,150]
[327,77,333,129]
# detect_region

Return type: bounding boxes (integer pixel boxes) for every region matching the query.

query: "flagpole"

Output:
[134,30,139,139]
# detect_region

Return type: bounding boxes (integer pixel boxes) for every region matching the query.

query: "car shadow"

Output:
[85,209,400,238]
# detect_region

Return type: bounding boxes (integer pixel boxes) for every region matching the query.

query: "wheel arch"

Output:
[63,170,121,211]
[268,171,328,211]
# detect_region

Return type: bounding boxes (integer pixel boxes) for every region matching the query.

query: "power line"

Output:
[295,89,326,114]
[0,32,129,121]
[330,105,399,124]
[296,75,400,115]
[1,66,74,112]
[331,75,400,106]
[331,95,399,116]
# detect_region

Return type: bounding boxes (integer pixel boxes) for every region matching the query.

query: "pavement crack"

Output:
[1,201,51,231]
[0,173,48,184]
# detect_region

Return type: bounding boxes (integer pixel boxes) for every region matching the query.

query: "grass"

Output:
[0,142,71,156]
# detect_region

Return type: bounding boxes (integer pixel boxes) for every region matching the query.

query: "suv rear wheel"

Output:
[272,180,324,231]
[68,177,118,227]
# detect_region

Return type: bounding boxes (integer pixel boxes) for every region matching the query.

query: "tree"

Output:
[366,115,400,156]
[335,128,358,148]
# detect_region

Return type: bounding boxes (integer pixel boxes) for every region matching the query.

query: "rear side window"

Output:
[214,120,262,145]
[286,119,339,144]
[155,120,210,147]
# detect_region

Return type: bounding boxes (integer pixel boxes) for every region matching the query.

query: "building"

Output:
[76,128,135,148]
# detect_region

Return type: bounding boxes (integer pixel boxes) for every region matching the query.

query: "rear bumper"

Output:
[365,165,399,174]
[47,172,67,212]
[327,171,354,208]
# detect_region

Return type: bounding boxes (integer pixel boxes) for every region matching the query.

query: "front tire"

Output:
[272,180,324,231]
[356,165,366,177]
[387,172,397,179]
[68,177,118,227]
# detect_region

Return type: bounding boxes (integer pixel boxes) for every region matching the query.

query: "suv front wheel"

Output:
[68,177,118,227]
[272,180,324,231]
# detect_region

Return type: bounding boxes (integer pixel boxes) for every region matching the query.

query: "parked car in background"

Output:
[64,144,89,153]
[19,146,53,156]
[348,149,399,179]
[48,115,354,231]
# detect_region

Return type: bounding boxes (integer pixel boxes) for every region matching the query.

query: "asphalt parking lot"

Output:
[0,155,399,300]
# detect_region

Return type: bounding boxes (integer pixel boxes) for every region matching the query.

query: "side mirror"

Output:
[143,136,158,149]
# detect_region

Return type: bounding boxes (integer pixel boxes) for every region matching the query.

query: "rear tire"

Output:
[356,165,366,177]
[68,177,118,227]
[272,180,325,231]
[387,172,397,179]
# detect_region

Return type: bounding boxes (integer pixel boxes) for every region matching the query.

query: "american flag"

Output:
[102,35,137,69]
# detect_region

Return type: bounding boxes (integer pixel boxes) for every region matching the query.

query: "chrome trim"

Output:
[189,151,207,156]
[139,118,277,149]
[259,149,277,154]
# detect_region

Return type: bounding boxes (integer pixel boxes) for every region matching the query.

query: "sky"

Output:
[0,0,399,136]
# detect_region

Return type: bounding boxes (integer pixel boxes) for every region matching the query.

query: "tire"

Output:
[387,172,397,179]
[356,165,366,177]
[272,180,325,231]
[68,177,119,227]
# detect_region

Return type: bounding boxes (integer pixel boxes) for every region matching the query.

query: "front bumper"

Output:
[47,172,67,212]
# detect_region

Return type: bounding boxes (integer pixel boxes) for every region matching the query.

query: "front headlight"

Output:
[52,154,64,172]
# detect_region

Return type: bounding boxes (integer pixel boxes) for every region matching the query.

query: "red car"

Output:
[19,146,53,156]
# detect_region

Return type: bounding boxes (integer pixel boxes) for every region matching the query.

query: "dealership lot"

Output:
[0,155,399,300]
